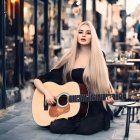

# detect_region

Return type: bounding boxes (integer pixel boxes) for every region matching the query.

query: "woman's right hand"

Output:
[45,92,56,105]
[34,79,56,105]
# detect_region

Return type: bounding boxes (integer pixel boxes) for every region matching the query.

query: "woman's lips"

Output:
[81,39,86,42]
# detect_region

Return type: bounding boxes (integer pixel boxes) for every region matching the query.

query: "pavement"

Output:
[0,92,140,140]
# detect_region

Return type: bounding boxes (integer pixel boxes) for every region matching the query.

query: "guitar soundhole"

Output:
[58,95,68,106]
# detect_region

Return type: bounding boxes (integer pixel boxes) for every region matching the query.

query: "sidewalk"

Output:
[0,95,140,140]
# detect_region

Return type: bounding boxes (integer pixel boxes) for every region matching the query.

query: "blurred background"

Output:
[0,0,140,109]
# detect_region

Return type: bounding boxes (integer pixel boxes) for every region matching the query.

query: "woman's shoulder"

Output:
[51,66,64,73]
[37,66,64,83]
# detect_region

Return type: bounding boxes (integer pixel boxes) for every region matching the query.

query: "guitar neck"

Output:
[69,93,126,102]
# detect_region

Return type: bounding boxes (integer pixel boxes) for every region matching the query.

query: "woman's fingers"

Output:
[106,96,114,104]
[46,96,56,105]
[107,88,114,94]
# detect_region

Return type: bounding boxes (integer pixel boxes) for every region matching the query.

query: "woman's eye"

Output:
[87,32,91,34]
[78,31,83,34]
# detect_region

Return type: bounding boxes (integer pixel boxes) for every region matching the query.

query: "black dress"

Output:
[37,67,113,135]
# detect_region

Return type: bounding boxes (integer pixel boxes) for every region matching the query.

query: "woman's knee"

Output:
[49,119,74,134]
[50,119,62,133]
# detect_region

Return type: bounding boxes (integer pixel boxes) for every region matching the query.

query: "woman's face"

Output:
[77,24,92,46]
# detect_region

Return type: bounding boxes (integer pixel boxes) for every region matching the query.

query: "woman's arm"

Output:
[34,79,56,104]
[109,81,115,93]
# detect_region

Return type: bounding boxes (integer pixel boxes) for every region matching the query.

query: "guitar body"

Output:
[32,82,87,127]
[32,81,129,127]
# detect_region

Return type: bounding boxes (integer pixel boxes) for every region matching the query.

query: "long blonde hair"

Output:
[53,21,110,94]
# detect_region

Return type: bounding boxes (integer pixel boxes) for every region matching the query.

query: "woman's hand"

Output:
[106,96,114,105]
[34,79,56,105]
[45,92,56,105]
[106,83,115,104]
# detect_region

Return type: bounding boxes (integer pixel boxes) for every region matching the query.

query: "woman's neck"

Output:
[79,45,91,54]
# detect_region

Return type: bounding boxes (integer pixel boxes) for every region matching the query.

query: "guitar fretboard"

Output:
[69,93,126,102]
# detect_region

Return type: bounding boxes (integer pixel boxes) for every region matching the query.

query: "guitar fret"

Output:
[103,94,106,100]
[100,94,102,101]
[96,94,98,101]
[79,95,81,102]
[85,95,87,102]
[75,95,77,102]
[74,95,76,102]
[83,95,86,102]
[85,95,88,102]
[77,95,80,102]
[99,94,101,101]
[81,95,83,102]
[81,95,85,102]
[97,94,100,101]
[86,95,90,102]
[80,95,82,102]
[71,95,73,102]
[73,95,75,102]
[72,95,74,102]
[92,94,94,101]
[69,96,72,102]
[98,94,100,101]
[101,94,103,100]
[114,94,116,100]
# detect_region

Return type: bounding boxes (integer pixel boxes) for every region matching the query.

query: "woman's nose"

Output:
[82,32,86,36]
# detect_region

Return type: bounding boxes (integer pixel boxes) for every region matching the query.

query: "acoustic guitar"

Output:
[32,82,127,127]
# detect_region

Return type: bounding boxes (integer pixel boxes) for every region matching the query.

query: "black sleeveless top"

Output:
[37,67,84,84]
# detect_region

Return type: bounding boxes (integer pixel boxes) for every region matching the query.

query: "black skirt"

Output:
[49,101,112,135]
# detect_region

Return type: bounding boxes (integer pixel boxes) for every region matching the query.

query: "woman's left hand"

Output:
[106,84,115,105]
[106,96,114,105]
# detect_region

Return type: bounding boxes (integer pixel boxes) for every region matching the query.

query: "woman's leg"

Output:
[50,118,75,134]
[75,115,105,135]
[50,114,109,135]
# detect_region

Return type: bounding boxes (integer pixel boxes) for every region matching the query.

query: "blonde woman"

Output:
[34,21,114,134]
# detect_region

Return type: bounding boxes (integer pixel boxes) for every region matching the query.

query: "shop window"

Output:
[24,1,35,80]
[5,0,16,88]
[37,0,45,76]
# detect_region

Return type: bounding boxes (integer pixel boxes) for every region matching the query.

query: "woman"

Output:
[34,21,114,135]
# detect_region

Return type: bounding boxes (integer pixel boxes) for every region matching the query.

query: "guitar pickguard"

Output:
[49,105,70,117]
